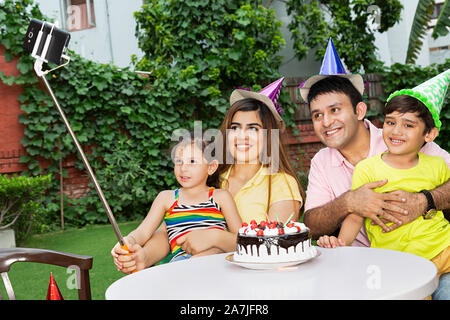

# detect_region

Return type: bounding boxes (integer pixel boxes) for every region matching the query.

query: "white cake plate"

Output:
[225,249,321,270]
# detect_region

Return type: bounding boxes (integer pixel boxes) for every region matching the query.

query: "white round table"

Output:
[105,247,438,300]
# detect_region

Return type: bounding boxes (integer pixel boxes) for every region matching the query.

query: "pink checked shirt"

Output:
[305,119,450,247]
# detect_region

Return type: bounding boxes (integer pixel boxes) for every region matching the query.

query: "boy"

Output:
[318,70,450,280]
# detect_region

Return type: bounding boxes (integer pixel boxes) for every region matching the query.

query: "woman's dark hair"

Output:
[218,98,305,213]
[307,76,363,112]
[384,95,435,135]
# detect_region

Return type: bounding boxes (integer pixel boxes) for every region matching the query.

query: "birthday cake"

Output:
[234,220,317,263]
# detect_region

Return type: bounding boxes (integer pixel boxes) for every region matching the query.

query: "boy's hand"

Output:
[317,235,346,248]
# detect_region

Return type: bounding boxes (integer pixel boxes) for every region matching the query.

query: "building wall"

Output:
[376,0,450,67]
[35,0,144,68]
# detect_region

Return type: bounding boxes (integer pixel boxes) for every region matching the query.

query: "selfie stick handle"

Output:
[31,22,127,249]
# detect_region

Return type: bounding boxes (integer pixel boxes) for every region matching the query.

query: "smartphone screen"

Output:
[23,19,71,65]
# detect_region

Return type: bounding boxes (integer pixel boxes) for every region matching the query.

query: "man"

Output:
[300,39,450,299]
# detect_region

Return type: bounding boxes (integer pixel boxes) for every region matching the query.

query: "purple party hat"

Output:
[319,37,347,75]
[258,77,285,115]
[230,77,286,131]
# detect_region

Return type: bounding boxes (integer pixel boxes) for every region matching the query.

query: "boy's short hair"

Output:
[307,75,364,112]
[384,95,435,134]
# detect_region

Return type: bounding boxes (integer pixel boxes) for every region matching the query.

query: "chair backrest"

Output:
[0,247,93,300]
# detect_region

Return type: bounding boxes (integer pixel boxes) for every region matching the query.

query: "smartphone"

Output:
[23,18,71,65]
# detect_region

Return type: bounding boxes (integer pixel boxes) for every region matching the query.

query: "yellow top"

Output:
[219,165,302,223]
[351,152,450,260]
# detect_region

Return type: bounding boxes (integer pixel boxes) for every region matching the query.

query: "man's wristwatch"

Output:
[419,190,437,219]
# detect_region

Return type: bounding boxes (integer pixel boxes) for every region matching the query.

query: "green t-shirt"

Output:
[351,152,450,260]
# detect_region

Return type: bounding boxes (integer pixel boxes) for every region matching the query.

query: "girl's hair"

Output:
[384,95,435,135]
[172,130,219,188]
[217,98,305,212]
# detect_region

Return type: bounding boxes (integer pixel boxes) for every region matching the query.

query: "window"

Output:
[63,0,96,31]
[428,0,444,29]
[431,2,444,20]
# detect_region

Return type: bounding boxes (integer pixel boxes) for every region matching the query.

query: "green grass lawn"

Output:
[0,221,140,300]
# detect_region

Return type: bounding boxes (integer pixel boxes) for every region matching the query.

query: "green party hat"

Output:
[386,69,450,131]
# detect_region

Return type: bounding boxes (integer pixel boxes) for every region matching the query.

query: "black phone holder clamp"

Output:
[31,21,71,77]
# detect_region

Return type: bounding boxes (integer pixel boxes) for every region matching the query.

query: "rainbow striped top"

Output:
[164,187,226,260]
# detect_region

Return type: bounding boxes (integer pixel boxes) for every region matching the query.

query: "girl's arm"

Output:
[338,213,364,246]
[111,191,171,273]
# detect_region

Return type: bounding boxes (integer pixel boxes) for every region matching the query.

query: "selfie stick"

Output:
[30,22,129,252]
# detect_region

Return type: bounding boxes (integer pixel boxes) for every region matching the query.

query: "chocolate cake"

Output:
[233,220,317,263]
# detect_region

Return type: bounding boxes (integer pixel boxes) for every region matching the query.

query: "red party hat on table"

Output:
[46,272,64,300]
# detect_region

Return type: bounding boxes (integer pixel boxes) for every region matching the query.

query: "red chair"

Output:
[0,247,93,300]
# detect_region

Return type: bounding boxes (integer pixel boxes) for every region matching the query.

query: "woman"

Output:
[112,80,304,273]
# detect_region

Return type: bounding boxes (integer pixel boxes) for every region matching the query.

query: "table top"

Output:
[105,246,438,300]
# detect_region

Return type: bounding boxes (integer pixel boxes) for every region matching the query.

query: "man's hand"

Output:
[347,180,407,232]
[373,190,427,232]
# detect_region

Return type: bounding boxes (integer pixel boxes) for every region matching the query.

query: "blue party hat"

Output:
[319,38,347,75]
[299,37,364,102]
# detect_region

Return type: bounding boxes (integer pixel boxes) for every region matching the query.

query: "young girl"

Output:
[111,133,242,263]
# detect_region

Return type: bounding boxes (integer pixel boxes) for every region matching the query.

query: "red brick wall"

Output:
[0,45,28,173]
[284,123,324,173]
[0,45,89,198]
[59,155,90,199]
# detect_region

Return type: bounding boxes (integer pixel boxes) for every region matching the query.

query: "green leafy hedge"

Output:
[0,0,292,231]
[0,174,51,241]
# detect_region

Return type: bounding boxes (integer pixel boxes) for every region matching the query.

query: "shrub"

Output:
[0,174,51,241]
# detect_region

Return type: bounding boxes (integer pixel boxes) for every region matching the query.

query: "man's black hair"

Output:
[384,95,435,135]
[307,76,363,112]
